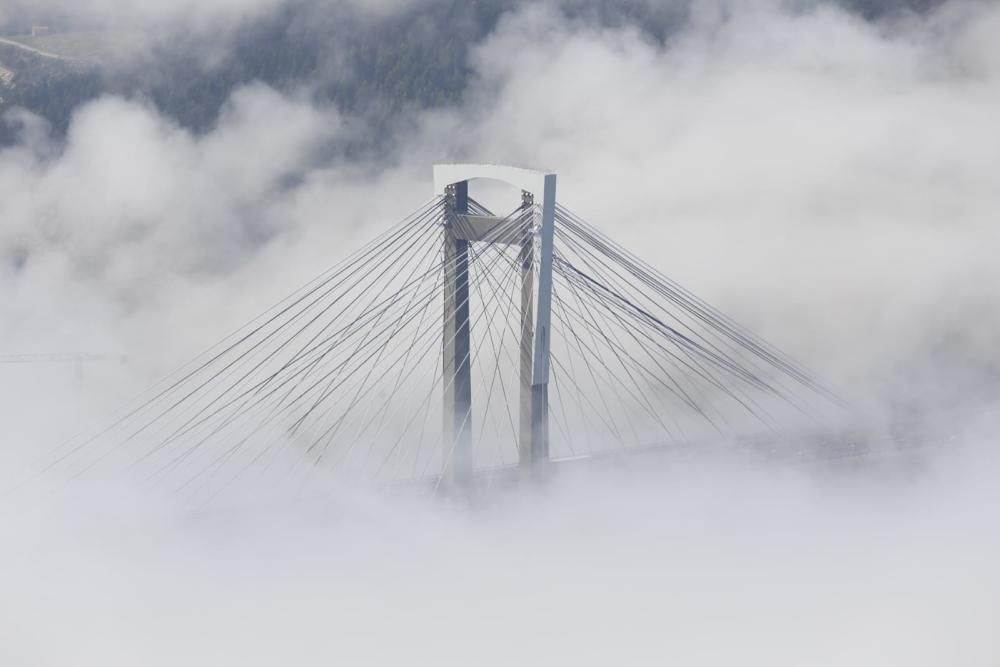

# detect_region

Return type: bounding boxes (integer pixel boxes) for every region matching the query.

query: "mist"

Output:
[1,0,999,664]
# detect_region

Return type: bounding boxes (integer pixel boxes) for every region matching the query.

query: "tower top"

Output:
[433,163,556,197]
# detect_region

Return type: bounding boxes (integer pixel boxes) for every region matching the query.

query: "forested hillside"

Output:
[0,0,945,149]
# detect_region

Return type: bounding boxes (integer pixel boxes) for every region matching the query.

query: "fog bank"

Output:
[1,1,999,664]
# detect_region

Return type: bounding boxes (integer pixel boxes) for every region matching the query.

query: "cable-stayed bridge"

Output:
[39,164,852,504]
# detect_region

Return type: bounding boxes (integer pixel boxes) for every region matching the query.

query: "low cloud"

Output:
[3,443,1000,665]
[1,0,996,478]
[1,2,998,664]
[414,0,1000,410]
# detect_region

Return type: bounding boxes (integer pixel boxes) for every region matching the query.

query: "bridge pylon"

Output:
[435,164,557,483]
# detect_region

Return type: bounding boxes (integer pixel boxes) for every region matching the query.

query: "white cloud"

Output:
[2,0,996,471]
[3,446,1000,665]
[1,2,999,664]
[410,0,1000,404]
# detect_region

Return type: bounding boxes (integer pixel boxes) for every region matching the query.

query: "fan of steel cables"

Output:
[20,196,848,506]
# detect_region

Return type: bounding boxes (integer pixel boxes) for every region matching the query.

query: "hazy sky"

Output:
[1,1,998,664]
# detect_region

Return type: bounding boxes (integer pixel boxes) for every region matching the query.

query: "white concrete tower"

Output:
[434,163,557,482]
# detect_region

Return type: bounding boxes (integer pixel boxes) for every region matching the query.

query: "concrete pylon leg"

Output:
[518,190,551,470]
[442,181,472,486]
[433,165,556,484]
[518,194,536,467]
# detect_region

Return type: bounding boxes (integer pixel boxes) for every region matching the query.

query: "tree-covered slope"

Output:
[0,0,945,148]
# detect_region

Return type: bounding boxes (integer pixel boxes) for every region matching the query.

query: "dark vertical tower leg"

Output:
[443,181,472,486]
[518,192,536,467]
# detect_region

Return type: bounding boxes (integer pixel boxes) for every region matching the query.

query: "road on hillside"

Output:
[0,36,92,64]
